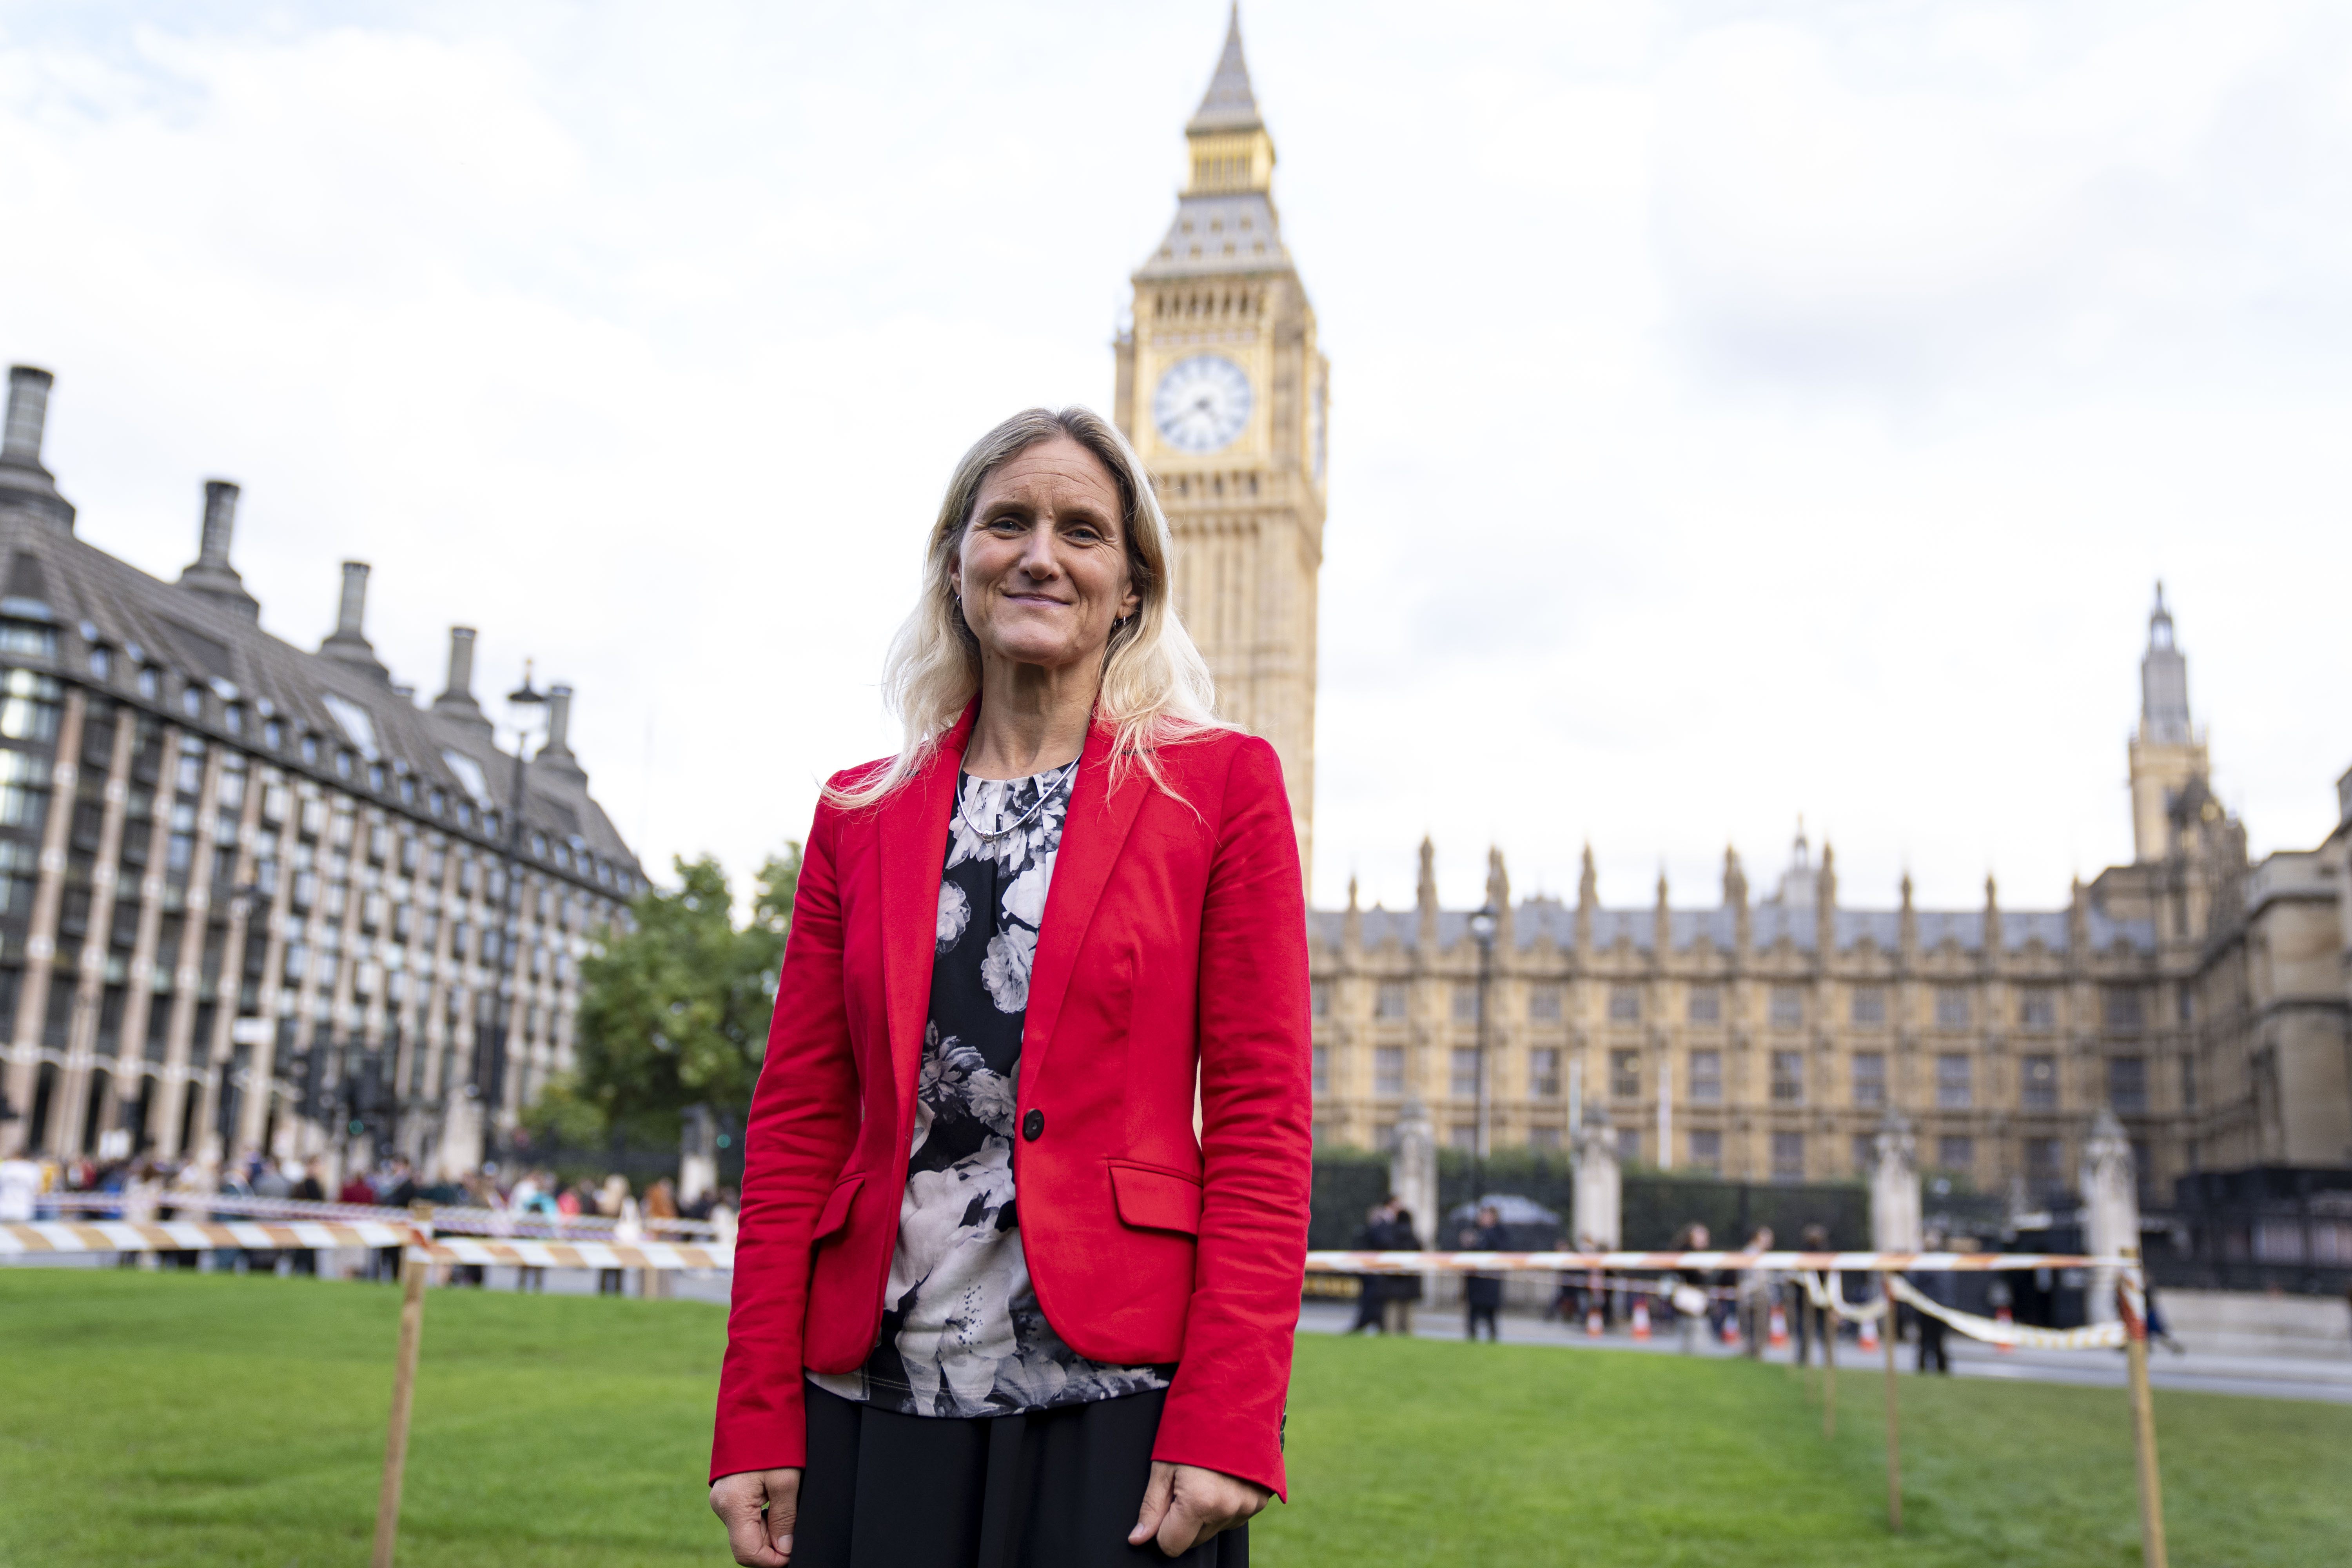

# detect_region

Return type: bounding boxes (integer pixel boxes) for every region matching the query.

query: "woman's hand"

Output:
[711,1468,802,1565]
[1128,1461,1272,1556]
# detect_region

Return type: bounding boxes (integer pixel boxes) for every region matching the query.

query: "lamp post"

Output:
[1468,903,1498,1171]
[472,664,546,1154]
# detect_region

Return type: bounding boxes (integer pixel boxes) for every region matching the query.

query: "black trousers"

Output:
[800,1383,1247,1568]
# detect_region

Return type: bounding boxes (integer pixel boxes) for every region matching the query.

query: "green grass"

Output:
[3,1269,2347,1566]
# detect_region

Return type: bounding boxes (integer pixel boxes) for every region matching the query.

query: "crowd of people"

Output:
[0,1147,738,1285]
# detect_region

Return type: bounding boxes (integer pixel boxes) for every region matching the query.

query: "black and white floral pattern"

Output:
[809,766,1171,1417]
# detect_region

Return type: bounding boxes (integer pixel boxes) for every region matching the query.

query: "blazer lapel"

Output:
[877,707,974,1120]
[1022,720,1149,1083]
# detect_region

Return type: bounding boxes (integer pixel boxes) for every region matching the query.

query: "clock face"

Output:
[1152,355,1253,454]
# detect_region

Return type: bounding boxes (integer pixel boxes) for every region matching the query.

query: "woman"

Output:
[709,408,1312,1567]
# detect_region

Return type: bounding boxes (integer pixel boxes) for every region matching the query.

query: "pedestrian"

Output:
[1913,1227,1953,1375]
[1790,1223,1830,1366]
[1461,1203,1507,1342]
[1383,1208,1425,1334]
[710,408,1310,1568]
[289,1158,327,1276]
[1666,1222,1711,1354]
[1738,1225,1775,1359]
[1347,1197,1400,1334]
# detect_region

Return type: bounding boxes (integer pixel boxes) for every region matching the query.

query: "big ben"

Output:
[1115,8,1328,876]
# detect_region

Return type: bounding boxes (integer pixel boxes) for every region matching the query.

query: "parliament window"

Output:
[1610,1049,1641,1100]
[2103,987,2145,1029]
[1528,1047,1561,1098]
[1852,1052,1885,1107]
[1688,1130,1722,1173]
[2018,987,2056,1029]
[1689,1049,1722,1104]
[1608,985,1640,1022]
[1688,986,1720,1023]
[1937,1136,1975,1174]
[1451,984,1481,1023]
[1374,1046,1404,1097]
[1310,981,1332,1018]
[1852,1134,1877,1174]
[1448,1123,1476,1151]
[1374,980,1407,1019]
[1936,1053,1973,1109]
[2022,1054,2058,1110]
[1450,1047,1480,1100]
[1935,987,1971,1028]
[2107,1056,2147,1113]
[1770,1050,1804,1104]
[1530,1125,1562,1152]
[1528,984,1561,1022]
[1771,1132,1805,1181]
[1769,985,1803,1028]
[1851,986,1887,1025]
[2026,1137,2064,1182]
[1311,1046,1330,1095]
[1617,1128,1642,1164]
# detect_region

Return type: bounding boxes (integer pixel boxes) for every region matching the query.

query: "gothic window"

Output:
[1688,986,1721,1023]
[1935,987,1971,1028]
[2021,1054,2058,1111]
[1528,1048,1561,1098]
[1770,1051,1804,1104]
[1689,1049,1722,1104]
[2018,987,2056,1029]
[1451,984,1481,1023]
[1450,1047,1479,1100]
[2107,1056,2148,1114]
[1374,980,1407,1019]
[2103,986,2145,1030]
[1310,980,1332,1018]
[1373,1046,1404,1097]
[2026,1137,2064,1183]
[1851,1134,1876,1174]
[1937,1136,1975,1173]
[1771,1132,1805,1181]
[1528,985,1561,1021]
[1608,985,1640,1023]
[1311,1045,1330,1095]
[1850,987,1887,1026]
[1936,1053,1973,1109]
[1530,1125,1562,1152]
[1616,1128,1641,1164]
[1852,1052,1886,1107]
[1609,1049,1641,1100]
[1689,1130,1723,1173]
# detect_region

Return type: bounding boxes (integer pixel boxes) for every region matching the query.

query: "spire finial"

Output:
[1187,3,1263,133]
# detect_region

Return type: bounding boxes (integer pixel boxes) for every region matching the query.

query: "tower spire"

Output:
[1188,5,1263,134]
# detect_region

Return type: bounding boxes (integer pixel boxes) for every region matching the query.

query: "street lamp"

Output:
[1468,903,1498,1172]
[474,662,547,1138]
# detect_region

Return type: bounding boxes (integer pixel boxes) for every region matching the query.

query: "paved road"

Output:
[1294,1300,2352,1405]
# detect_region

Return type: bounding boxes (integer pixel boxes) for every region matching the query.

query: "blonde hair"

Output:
[826,407,1228,809]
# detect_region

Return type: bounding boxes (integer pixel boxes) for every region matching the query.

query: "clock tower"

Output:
[1115,7,1328,875]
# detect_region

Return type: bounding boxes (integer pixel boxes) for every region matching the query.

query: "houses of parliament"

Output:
[1122,15,2352,1199]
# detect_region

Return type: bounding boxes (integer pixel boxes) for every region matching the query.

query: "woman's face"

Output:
[956,436,1138,675]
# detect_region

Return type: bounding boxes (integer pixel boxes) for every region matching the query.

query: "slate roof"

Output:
[0,502,642,894]
[1136,191,1290,280]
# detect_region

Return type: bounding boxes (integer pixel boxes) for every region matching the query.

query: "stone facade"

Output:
[1113,12,1327,876]
[1308,590,2352,1200]
[0,366,643,1176]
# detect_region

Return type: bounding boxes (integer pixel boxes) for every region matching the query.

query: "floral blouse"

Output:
[807,765,1171,1417]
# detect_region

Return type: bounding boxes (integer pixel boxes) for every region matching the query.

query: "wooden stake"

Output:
[1882,1279,1902,1534]
[2121,1257,2169,1568]
[1822,1298,1837,1440]
[371,1250,429,1568]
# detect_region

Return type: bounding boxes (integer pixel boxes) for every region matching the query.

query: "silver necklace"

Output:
[956,759,1078,841]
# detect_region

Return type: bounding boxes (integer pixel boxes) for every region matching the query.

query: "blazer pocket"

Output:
[1109,1162,1202,1237]
[813,1174,863,1242]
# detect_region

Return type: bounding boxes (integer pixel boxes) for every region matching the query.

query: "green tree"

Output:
[532,846,799,1145]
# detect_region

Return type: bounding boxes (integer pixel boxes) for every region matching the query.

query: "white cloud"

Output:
[0,0,2345,922]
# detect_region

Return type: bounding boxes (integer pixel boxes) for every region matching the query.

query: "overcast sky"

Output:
[2,1,2347,916]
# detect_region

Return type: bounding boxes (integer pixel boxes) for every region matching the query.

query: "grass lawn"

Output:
[3,1269,2347,1566]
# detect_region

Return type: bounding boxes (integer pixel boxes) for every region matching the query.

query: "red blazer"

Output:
[710,708,1312,1497]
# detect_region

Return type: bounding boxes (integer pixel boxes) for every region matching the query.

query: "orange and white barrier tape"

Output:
[3,1219,418,1255]
[407,1237,731,1272]
[1303,1249,2120,1274]
[1887,1273,2129,1351]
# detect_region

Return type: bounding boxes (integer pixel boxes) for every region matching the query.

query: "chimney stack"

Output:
[319,560,391,682]
[534,682,588,787]
[430,626,494,736]
[0,366,74,528]
[174,479,261,620]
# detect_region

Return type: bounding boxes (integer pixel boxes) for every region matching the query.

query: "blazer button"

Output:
[1022,1109,1044,1142]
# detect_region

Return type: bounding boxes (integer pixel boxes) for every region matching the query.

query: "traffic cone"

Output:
[1586,1305,1603,1338]
[1631,1299,1651,1341]
[1859,1313,1879,1353]
[1769,1304,1789,1350]
[1994,1304,2014,1353]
